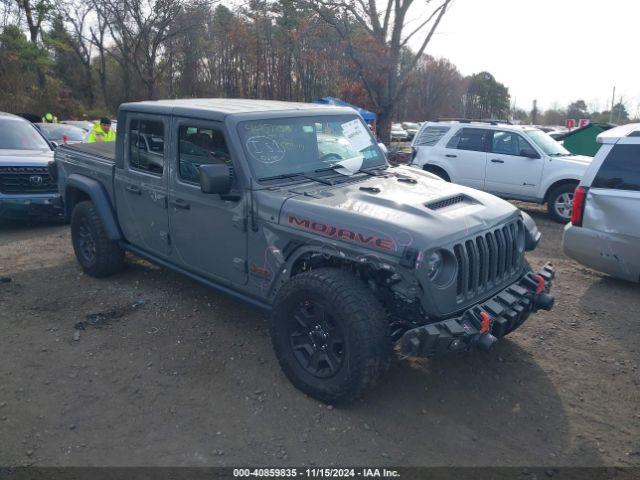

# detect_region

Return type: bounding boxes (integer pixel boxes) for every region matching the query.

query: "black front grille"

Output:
[454,219,524,299]
[0,166,56,194]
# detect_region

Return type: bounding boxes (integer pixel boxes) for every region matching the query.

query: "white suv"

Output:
[411,120,593,222]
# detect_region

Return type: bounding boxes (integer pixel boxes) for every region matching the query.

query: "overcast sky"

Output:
[414,0,640,115]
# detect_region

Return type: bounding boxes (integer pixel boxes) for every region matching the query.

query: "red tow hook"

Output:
[533,274,555,311]
[479,311,491,334]
[476,311,497,351]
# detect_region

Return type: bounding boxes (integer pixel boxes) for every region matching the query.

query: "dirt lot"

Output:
[1,203,639,467]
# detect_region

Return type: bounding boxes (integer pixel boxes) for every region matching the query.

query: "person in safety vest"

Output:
[42,113,58,123]
[87,117,116,143]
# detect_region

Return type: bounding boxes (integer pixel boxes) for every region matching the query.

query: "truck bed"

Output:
[62,142,116,163]
[55,142,118,210]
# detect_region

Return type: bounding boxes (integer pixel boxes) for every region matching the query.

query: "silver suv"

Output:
[562,123,640,282]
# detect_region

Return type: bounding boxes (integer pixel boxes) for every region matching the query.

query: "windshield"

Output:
[237,115,386,181]
[403,123,419,129]
[0,119,50,150]
[525,129,570,156]
[38,124,87,142]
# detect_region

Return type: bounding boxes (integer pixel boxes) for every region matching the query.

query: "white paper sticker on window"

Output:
[341,119,373,151]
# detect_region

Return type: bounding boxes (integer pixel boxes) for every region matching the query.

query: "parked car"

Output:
[411,120,593,223]
[390,123,409,142]
[401,122,420,140]
[0,112,61,219]
[60,120,94,132]
[55,99,555,404]
[562,123,640,282]
[36,123,87,145]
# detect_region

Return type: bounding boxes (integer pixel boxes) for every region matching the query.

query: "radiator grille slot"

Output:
[454,220,523,299]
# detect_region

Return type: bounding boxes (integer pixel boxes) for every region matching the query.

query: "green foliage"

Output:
[567,99,588,120]
[0,25,50,112]
[463,71,511,119]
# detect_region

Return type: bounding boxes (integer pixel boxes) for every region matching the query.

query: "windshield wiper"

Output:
[258,172,333,185]
[316,163,388,176]
[315,164,344,173]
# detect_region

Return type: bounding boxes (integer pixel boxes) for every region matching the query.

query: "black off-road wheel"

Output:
[71,201,124,278]
[547,183,577,223]
[271,268,392,405]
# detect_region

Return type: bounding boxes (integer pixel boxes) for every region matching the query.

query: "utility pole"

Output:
[609,86,616,123]
[531,99,538,125]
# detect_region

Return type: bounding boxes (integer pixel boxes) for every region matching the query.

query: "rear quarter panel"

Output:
[56,146,117,205]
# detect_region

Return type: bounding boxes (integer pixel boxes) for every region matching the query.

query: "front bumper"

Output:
[0,193,63,219]
[400,263,555,358]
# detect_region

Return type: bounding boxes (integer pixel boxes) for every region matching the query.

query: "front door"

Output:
[114,115,170,257]
[167,118,248,285]
[485,130,543,198]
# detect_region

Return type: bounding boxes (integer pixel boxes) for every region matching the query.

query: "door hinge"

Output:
[232,215,248,232]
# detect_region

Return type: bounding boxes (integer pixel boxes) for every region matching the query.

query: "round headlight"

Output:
[425,251,443,280]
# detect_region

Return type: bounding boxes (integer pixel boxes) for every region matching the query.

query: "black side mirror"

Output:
[520,148,539,159]
[50,141,59,149]
[199,164,232,194]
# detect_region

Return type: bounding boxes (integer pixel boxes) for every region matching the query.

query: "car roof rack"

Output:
[437,118,512,126]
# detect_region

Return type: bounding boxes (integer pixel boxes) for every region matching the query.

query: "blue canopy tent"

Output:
[312,97,376,123]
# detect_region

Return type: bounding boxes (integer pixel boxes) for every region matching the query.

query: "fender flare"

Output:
[65,174,122,241]
[267,242,400,300]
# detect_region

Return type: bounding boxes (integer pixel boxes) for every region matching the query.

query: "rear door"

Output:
[167,118,248,285]
[114,115,170,257]
[438,127,490,189]
[485,130,544,199]
[584,142,640,243]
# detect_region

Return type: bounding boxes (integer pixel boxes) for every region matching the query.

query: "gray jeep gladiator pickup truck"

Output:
[55,99,555,404]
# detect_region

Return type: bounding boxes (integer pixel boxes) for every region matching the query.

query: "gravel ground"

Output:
[0,203,639,467]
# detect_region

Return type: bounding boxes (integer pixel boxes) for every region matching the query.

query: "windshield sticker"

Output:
[341,119,373,151]
[245,136,286,163]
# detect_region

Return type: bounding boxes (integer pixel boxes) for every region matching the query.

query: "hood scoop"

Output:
[425,194,470,211]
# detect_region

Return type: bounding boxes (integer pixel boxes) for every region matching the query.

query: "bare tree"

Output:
[298,0,452,142]
[99,0,184,99]
[57,0,95,107]
[14,0,51,42]
[89,0,109,107]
